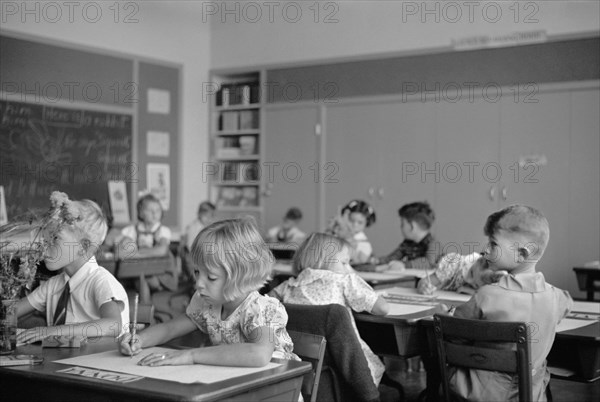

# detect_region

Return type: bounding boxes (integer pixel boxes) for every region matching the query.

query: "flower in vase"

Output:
[0,191,80,300]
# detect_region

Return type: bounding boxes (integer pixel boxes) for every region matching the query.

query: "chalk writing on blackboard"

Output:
[0,100,134,221]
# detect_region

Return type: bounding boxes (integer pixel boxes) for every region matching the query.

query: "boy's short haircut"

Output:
[137,193,163,221]
[292,232,350,275]
[198,201,216,215]
[285,207,303,221]
[191,217,273,301]
[398,201,435,230]
[484,204,550,259]
[341,200,376,227]
[71,199,108,250]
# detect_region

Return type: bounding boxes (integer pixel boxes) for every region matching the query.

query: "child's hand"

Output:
[387,260,406,271]
[119,332,143,356]
[137,350,194,366]
[417,278,436,295]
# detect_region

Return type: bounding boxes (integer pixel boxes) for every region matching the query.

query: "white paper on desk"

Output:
[54,347,280,384]
[571,301,600,314]
[378,287,471,303]
[556,318,598,333]
[386,304,435,316]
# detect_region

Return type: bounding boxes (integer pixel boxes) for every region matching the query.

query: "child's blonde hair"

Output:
[57,199,108,253]
[191,218,273,301]
[292,233,350,275]
[484,204,550,260]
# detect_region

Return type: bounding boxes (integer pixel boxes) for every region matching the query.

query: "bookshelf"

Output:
[209,71,263,223]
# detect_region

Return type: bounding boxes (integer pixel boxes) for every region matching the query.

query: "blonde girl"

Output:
[119,218,298,367]
[269,233,389,385]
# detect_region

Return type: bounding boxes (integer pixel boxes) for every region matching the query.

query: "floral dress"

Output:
[186,290,298,361]
[270,268,385,385]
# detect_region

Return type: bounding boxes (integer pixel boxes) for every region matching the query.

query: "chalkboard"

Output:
[0,100,133,222]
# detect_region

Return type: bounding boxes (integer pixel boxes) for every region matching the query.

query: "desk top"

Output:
[2,339,310,401]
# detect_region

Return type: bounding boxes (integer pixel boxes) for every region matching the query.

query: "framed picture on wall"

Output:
[147,163,170,210]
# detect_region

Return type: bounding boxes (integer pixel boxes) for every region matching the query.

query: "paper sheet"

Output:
[386,303,436,316]
[378,287,471,303]
[571,301,600,314]
[54,347,280,384]
[556,318,598,333]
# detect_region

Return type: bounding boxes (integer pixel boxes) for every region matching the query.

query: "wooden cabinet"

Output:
[325,100,436,255]
[209,71,263,224]
[263,105,321,234]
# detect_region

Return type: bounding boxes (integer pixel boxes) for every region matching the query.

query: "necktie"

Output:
[53,282,71,326]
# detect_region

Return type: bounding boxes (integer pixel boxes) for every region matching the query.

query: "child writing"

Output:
[183,201,216,252]
[327,200,376,264]
[266,207,306,244]
[450,205,572,401]
[269,233,389,386]
[117,194,178,300]
[369,201,441,271]
[16,192,129,343]
[119,218,299,368]
[417,253,508,295]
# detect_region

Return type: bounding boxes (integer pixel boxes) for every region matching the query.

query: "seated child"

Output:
[117,194,178,300]
[327,200,376,264]
[16,191,129,343]
[369,201,441,271]
[183,201,216,252]
[450,205,573,401]
[417,253,508,295]
[266,207,306,244]
[119,218,299,368]
[269,233,389,386]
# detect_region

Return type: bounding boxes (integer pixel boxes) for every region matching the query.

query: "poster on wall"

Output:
[147,163,170,210]
[107,181,130,225]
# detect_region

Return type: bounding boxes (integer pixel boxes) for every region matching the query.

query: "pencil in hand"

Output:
[130,293,139,358]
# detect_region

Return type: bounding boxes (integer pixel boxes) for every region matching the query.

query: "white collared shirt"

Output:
[27,257,130,335]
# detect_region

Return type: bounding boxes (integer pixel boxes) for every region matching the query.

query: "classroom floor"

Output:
[385,359,600,402]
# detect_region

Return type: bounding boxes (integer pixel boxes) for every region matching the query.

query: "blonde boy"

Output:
[17,193,129,343]
[451,205,572,401]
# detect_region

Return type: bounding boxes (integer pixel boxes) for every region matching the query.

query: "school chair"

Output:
[433,314,533,402]
[130,302,155,330]
[287,330,327,402]
[284,303,403,402]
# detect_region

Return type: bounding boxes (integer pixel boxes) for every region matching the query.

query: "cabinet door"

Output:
[499,91,571,290]
[263,105,320,234]
[325,100,436,255]
[568,88,600,294]
[434,98,501,254]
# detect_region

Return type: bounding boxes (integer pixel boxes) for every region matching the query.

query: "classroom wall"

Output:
[1,1,211,231]
[210,1,600,68]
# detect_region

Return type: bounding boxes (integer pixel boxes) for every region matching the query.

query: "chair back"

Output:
[288,330,327,402]
[284,303,380,402]
[130,302,154,330]
[433,314,532,402]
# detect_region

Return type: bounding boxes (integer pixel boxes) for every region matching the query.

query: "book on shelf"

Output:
[239,162,260,182]
[239,110,259,130]
[217,186,243,207]
[216,82,260,106]
[220,111,239,131]
[216,137,241,158]
[221,161,239,182]
[239,135,257,155]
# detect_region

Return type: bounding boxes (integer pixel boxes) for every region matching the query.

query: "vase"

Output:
[0,299,18,354]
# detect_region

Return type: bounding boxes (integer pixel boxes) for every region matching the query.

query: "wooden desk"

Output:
[270,263,422,289]
[355,287,600,396]
[574,266,600,301]
[1,339,310,401]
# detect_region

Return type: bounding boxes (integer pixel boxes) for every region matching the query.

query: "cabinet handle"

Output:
[501,186,508,201]
[368,187,375,198]
[489,186,496,201]
[377,187,385,199]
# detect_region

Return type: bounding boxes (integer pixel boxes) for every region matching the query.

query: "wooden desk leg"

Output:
[139,274,151,304]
